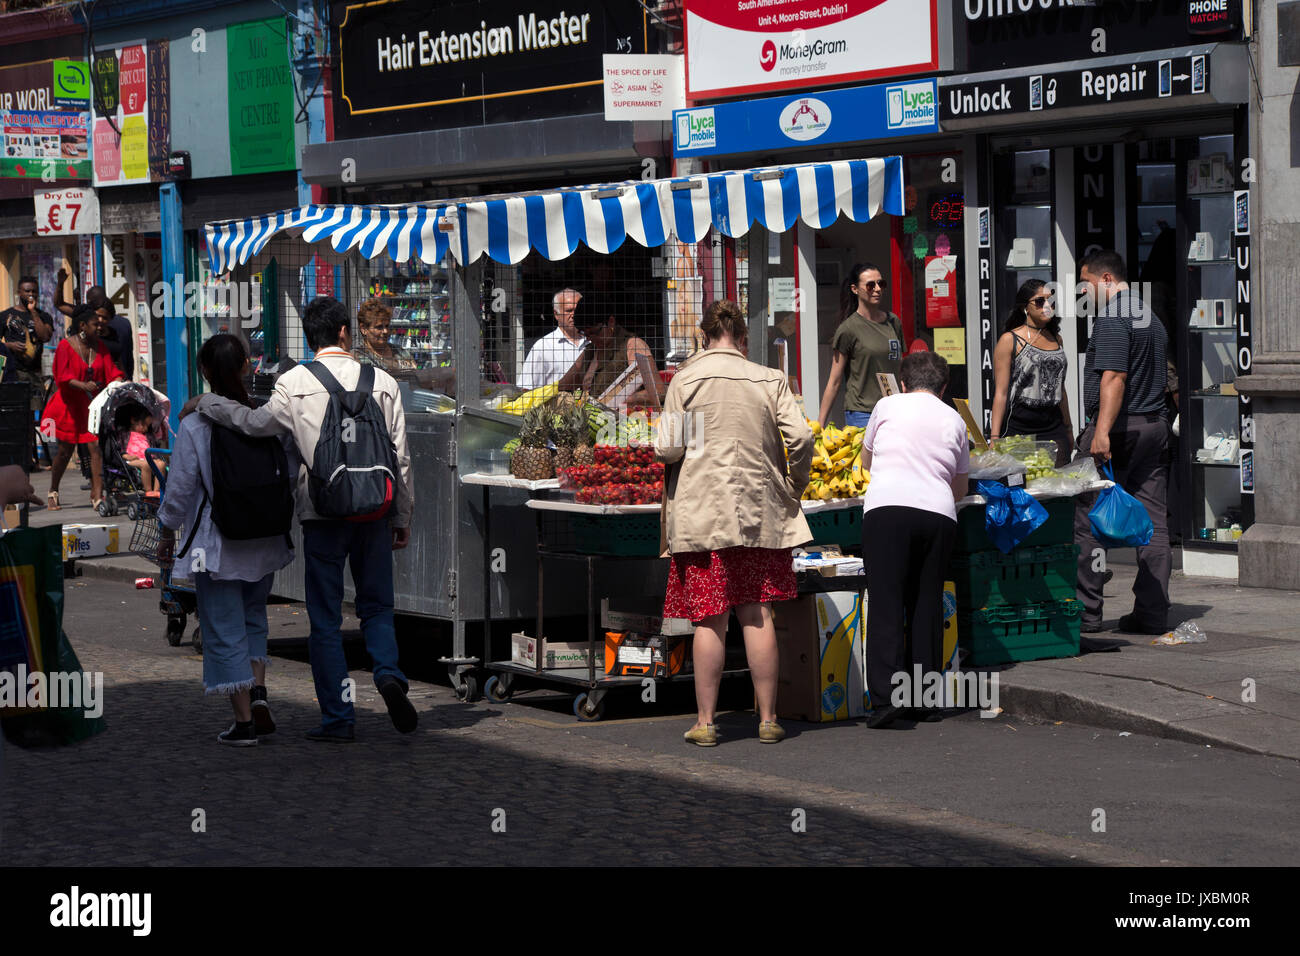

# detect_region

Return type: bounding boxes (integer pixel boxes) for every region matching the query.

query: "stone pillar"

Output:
[1238,0,1300,588]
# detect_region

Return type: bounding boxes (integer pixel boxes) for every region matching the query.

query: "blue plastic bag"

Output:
[976,479,1048,554]
[1088,462,1153,547]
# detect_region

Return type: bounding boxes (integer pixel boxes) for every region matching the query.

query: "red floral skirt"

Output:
[663,546,797,622]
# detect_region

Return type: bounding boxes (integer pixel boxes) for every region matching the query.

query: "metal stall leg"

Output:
[574,555,605,722]
[482,486,514,702]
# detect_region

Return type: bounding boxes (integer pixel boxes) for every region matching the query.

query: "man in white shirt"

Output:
[517,288,587,390]
[194,297,416,742]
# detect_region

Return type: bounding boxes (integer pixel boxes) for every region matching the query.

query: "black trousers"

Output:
[863,506,957,706]
[1073,415,1172,628]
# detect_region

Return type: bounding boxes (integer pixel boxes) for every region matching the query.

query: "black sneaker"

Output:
[1080,619,1106,634]
[865,704,903,729]
[250,685,275,735]
[217,721,258,747]
[306,725,355,743]
[378,677,418,734]
[1117,614,1168,636]
[905,708,944,723]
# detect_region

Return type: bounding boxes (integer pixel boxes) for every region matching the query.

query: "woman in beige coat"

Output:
[655,300,814,747]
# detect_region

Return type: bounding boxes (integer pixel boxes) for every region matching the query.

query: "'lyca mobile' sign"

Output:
[674,78,937,157]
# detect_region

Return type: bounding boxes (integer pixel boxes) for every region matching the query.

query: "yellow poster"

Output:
[934,327,965,366]
[119,114,148,181]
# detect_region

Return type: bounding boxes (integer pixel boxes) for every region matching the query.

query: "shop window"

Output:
[993,148,1054,348]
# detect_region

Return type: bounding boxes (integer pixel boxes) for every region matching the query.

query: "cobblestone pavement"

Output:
[0,579,1157,867]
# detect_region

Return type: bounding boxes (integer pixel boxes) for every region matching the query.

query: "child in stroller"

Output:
[95,383,168,519]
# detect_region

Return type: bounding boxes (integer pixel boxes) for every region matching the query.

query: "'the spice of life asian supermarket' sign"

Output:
[683,0,939,98]
[674,79,937,156]
[333,0,647,137]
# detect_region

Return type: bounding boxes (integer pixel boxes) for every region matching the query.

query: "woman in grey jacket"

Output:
[655,300,813,747]
[159,334,295,747]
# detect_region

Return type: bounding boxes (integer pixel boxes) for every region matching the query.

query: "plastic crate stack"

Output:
[948,497,1083,666]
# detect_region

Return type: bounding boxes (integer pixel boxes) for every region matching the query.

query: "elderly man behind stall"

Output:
[1074,249,1171,636]
[517,288,587,390]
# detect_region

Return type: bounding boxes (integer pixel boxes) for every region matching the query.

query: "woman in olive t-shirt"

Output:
[817,262,905,429]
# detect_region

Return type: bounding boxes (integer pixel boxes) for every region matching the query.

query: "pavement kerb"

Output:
[58,558,1299,764]
[995,676,1297,763]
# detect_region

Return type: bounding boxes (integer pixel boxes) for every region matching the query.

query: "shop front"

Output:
[941,0,1253,577]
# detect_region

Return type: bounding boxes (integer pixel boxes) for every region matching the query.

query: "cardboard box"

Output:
[61,524,120,562]
[774,591,866,722]
[600,599,693,637]
[510,632,598,670]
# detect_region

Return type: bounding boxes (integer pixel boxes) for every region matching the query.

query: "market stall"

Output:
[200,157,907,701]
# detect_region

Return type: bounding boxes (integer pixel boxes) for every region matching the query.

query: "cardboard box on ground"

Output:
[774,584,960,722]
[60,524,120,561]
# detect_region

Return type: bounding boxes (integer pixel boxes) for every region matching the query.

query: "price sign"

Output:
[34,187,100,235]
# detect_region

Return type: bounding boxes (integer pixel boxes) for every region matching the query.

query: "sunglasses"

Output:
[860,279,888,291]
[1030,296,1052,308]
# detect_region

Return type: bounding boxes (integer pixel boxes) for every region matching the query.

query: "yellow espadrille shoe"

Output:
[683,723,718,747]
[758,720,786,744]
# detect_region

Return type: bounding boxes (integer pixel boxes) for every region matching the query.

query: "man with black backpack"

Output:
[195,297,415,742]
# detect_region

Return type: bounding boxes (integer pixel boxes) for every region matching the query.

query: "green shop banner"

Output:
[227,17,296,174]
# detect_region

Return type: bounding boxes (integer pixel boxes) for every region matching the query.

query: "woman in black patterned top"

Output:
[990,279,1074,466]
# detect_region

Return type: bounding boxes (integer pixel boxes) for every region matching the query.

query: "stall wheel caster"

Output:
[456,674,479,702]
[485,676,514,702]
[573,693,605,722]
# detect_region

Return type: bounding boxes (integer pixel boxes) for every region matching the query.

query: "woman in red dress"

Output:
[655,301,814,747]
[44,302,122,510]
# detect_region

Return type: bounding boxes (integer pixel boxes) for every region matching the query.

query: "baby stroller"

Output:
[87,381,170,519]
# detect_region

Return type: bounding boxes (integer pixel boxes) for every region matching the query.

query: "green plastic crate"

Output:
[571,513,662,557]
[954,495,1076,554]
[958,598,1082,666]
[949,542,1079,609]
[806,506,862,547]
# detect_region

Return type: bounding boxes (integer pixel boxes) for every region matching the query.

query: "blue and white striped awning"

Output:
[205,157,903,274]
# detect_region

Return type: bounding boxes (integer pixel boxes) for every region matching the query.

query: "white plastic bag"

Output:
[1152,621,1208,645]
[969,450,1028,480]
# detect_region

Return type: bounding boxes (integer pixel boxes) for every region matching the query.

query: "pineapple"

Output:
[511,405,554,480]
[555,403,591,470]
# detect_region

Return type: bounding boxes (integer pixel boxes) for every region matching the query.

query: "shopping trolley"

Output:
[128,448,202,655]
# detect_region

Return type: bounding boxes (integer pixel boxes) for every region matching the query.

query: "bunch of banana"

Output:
[803,420,870,500]
[500,383,559,417]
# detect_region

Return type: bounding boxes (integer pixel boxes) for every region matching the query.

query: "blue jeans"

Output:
[303,520,406,731]
[844,410,871,429]
[195,572,273,696]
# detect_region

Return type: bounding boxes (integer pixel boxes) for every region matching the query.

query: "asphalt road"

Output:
[3,573,1296,867]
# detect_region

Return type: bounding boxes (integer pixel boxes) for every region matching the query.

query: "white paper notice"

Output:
[603,54,685,121]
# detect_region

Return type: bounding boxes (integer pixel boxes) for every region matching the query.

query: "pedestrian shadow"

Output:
[2,675,1115,866]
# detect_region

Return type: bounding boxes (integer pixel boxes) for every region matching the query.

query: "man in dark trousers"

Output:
[1075,250,1171,635]
[0,276,54,471]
